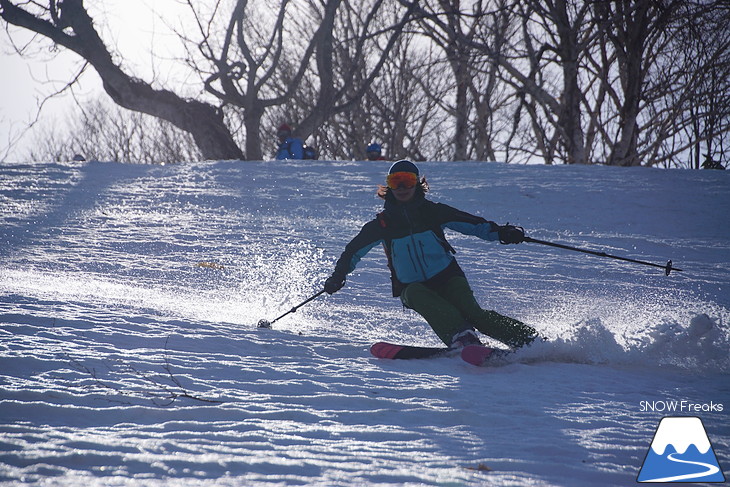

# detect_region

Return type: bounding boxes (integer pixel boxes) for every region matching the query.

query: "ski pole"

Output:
[257,289,326,328]
[523,236,683,275]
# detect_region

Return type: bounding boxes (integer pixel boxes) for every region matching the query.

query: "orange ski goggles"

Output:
[386,171,419,190]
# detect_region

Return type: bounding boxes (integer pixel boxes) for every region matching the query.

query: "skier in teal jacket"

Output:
[324,160,539,349]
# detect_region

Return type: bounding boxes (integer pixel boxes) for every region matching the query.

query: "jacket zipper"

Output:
[418,241,429,267]
[402,206,429,280]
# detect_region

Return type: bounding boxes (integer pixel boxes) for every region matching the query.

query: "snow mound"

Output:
[504,314,728,372]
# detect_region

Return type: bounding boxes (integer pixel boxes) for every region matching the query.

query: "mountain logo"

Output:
[637,416,725,483]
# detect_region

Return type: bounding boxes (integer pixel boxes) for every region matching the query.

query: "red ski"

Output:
[371,341,501,365]
[370,341,452,360]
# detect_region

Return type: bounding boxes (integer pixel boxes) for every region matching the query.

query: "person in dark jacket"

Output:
[275,123,304,160]
[324,160,539,349]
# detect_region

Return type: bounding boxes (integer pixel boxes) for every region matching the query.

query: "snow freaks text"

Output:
[640,400,724,413]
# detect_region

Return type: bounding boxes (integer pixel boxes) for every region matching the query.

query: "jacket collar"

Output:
[383,194,426,219]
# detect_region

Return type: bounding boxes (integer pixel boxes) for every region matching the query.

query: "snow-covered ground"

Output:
[1,159,728,486]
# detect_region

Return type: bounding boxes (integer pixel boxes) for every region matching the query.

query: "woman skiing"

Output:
[324,160,539,350]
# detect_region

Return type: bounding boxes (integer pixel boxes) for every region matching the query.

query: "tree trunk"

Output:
[554,0,588,164]
[452,75,470,161]
[607,1,651,167]
[244,105,265,161]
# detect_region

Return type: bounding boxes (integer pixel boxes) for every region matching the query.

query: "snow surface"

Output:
[1,159,729,486]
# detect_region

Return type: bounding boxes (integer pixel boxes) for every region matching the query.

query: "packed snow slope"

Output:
[1,159,728,486]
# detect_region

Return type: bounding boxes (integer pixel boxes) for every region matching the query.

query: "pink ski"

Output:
[461,345,496,366]
[371,341,501,365]
[370,342,450,359]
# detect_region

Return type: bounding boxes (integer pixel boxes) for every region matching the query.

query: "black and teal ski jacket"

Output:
[332,196,501,296]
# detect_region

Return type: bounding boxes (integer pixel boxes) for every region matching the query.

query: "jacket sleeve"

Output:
[275,138,304,160]
[289,138,304,159]
[332,220,383,277]
[437,203,500,241]
[275,142,287,160]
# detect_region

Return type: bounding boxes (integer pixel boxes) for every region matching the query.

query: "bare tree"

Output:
[411,0,597,164]
[304,5,452,162]
[512,0,596,165]
[180,0,416,160]
[643,1,730,169]
[27,98,200,163]
[469,2,514,162]
[1,0,243,160]
[4,0,727,166]
[507,0,730,167]
[409,0,479,161]
[182,0,326,160]
[398,0,514,161]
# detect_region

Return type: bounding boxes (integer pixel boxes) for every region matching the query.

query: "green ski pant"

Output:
[400,276,538,348]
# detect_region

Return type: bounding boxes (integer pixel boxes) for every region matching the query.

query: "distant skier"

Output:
[275,123,304,160]
[365,142,386,161]
[324,160,540,349]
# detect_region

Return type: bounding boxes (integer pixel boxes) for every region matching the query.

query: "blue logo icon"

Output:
[638,416,725,483]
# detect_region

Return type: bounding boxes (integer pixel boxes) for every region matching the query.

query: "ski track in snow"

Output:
[1,160,729,486]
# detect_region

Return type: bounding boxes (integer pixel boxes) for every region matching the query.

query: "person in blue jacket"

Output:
[324,160,539,349]
[275,123,304,160]
[366,142,386,161]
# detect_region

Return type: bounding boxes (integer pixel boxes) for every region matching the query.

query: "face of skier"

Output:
[386,171,418,203]
[392,184,416,203]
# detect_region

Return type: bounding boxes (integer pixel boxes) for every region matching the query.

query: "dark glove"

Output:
[498,224,525,244]
[324,273,346,294]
